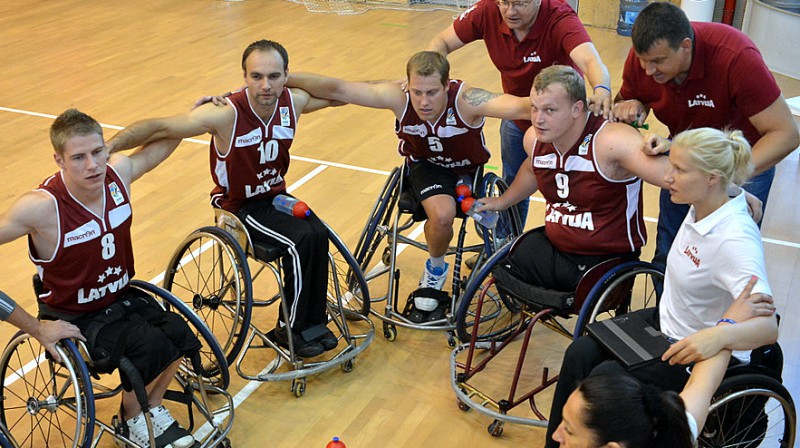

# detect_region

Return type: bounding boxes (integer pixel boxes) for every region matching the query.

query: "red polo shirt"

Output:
[453,0,591,130]
[619,22,780,145]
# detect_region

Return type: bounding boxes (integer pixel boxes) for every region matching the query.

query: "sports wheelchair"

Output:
[0,280,234,448]
[352,163,522,346]
[162,209,374,397]
[699,342,795,447]
[450,229,662,436]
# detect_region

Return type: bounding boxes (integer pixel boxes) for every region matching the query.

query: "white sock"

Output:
[429,256,446,269]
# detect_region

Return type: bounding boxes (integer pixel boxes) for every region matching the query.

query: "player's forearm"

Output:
[585,60,611,94]
[427,35,451,55]
[287,73,343,102]
[106,119,169,153]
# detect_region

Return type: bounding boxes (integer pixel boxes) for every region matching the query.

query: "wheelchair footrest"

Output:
[404,288,450,323]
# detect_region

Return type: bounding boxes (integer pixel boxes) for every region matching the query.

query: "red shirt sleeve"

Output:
[452,0,491,44]
[618,48,640,101]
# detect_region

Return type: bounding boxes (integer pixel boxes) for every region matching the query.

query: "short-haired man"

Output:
[286,51,530,314]
[428,0,613,228]
[0,109,197,448]
[476,65,674,446]
[611,1,799,273]
[106,40,339,358]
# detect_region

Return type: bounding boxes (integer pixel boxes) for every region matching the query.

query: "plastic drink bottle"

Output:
[272,194,311,219]
[455,175,472,200]
[326,437,346,448]
[459,197,499,229]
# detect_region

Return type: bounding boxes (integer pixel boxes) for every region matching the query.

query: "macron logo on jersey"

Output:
[533,153,557,169]
[688,94,715,109]
[235,128,263,147]
[64,221,101,248]
[403,124,428,137]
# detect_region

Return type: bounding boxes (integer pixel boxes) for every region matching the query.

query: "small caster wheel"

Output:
[382,247,392,265]
[457,399,470,411]
[383,323,397,341]
[488,419,504,437]
[342,359,355,372]
[292,378,306,398]
[447,334,456,348]
[217,438,232,448]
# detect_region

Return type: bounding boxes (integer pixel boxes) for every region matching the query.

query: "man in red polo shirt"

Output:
[428,0,612,230]
[612,1,799,275]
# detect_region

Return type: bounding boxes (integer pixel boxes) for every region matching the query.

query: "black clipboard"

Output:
[586,312,672,370]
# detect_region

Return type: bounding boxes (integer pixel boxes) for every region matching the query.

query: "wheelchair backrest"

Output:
[214,208,255,257]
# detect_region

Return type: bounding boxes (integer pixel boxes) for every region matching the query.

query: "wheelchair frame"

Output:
[449,238,663,436]
[352,164,522,346]
[162,210,374,397]
[0,281,234,448]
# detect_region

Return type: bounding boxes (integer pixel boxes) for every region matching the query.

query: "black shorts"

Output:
[408,160,477,202]
[72,290,201,391]
[506,228,639,292]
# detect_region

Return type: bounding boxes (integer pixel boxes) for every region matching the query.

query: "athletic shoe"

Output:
[315,327,339,351]
[416,261,449,311]
[122,412,151,448]
[149,405,195,448]
[270,325,325,358]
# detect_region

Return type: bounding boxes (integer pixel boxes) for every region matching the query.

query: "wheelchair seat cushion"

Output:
[491,262,575,316]
[252,241,284,263]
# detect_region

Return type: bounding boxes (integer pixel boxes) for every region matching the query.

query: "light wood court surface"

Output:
[1,1,798,447]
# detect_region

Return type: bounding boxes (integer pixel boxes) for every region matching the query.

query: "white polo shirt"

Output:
[659,192,771,363]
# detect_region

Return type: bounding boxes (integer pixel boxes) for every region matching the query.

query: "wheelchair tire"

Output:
[573,261,663,338]
[163,226,253,372]
[700,373,796,448]
[326,224,371,317]
[454,243,527,343]
[353,166,401,274]
[0,335,94,448]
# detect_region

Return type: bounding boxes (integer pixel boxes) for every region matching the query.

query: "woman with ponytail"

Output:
[546,128,779,447]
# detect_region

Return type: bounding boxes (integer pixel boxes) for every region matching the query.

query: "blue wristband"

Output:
[593,84,612,94]
[716,318,737,326]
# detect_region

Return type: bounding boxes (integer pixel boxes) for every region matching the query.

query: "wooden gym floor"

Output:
[0,1,798,446]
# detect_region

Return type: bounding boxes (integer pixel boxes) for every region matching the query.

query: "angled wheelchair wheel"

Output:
[0,336,94,448]
[699,373,795,448]
[478,173,523,257]
[454,243,526,343]
[353,167,401,274]
[131,280,231,390]
[326,225,370,317]
[163,226,253,372]
[574,261,663,337]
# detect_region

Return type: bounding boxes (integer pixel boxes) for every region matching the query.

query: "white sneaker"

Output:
[122,412,151,447]
[416,261,449,311]
[149,405,195,448]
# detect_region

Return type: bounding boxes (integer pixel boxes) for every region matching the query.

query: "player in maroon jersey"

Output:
[0,109,196,448]
[106,40,341,358]
[285,51,530,314]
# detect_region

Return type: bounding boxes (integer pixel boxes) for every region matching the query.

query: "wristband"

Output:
[593,84,612,94]
[716,318,737,326]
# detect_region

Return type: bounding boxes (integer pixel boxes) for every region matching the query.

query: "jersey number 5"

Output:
[427,136,444,153]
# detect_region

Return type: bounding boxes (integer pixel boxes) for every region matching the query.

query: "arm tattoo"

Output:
[462,87,501,106]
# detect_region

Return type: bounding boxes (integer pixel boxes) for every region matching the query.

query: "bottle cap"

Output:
[293,202,311,219]
[460,196,475,214]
